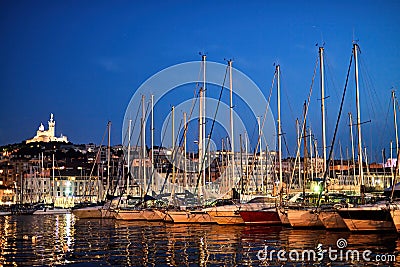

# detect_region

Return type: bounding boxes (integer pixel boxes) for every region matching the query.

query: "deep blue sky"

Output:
[1,0,399,162]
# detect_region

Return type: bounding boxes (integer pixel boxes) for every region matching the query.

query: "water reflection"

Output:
[0,215,399,266]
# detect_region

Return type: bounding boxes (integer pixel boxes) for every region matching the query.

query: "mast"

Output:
[151,94,155,192]
[245,131,249,191]
[52,152,55,204]
[303,101,308,199]
[319,47,327,174]
[198,86,203,194]
[240,134,244,194]
[258,116,263,192]
[349,112,356,185]
[107,121,111,196]
[353,43,364,197]
[229,60,235,190]
[309,128,314,180]
[277,65,283,193]
[296,118,301,186]
[202,55,206,189]
[171,106,175,200]
[141,95,147,198]
[392,90,399,172]
[183,112,187,190]
[391,140,394,180]
[127,119,131,195]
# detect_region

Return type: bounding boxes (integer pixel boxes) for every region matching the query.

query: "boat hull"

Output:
[391,209,400,233]
[72,206,103,219]
[142,209,163,221]
[338,207,395,232]
[166,210,214,223]
[154,210,173,222]
[318,210,347,230]
[114,209,146,220]
[287,208,324,228]
[239,209,281,225]
[206,210,244,225]
[33,208,70,215]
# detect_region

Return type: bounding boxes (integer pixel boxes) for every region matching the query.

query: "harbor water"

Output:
[0,214,399,266]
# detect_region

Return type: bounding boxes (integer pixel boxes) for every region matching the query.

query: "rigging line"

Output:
[317,52,353,209]
[159,71,204,196]
[122,100,142,146]
[324,51,341,102]
[194,64,229,195]
[377,95,392,159]
[155,106,172,195]
[123,99,150,197]
[282,131,292,158]
[288,55,319,192]
[84,122,108,199]
[360,55,383,113]
[280,70,296,124]
[246,70,276,178]
[159,63,205,196]
[128,100,142,149]
[249,120,258,151]
[123,101,142,191]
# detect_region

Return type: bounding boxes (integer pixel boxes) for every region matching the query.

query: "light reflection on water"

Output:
[0,215,399,266]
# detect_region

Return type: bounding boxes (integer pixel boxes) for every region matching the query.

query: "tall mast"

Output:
[171,106,175,197]
[202,55,206,189]
[245,131,249,189]
[277,65,283,190]
[52,152,55,204]
[392,90,399,162]
[229,60,235,189]
[296,118,301,185]
[141,95,147,198]
[309,127,314,180]
[198,56,205,193]
[353,43,364,195]
[302,101,308,199]
[107,121,111,196]
[127,119,131,195]
[183,112,187,190]
[258,116,263,192]
[198,86,203,194]
[151,94,155,192]
[319,47,327,174]
[349,113,356,184]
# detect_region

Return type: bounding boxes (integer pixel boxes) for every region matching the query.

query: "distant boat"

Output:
[0,205,12,216]
[10,203,37,215]
[33,203,70,215]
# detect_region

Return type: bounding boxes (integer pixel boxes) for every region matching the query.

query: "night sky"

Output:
[1,0,399,162]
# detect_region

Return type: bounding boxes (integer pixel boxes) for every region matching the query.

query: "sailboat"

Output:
[314,46,348,230]
[72,121,114,219]
[284,62,324,228]
[337,43,395,232]
[164,55,215,224]
[33,152,70,215]
[237,65,282,226]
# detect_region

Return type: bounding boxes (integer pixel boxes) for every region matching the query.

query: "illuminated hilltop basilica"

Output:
[26,113,68,143]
